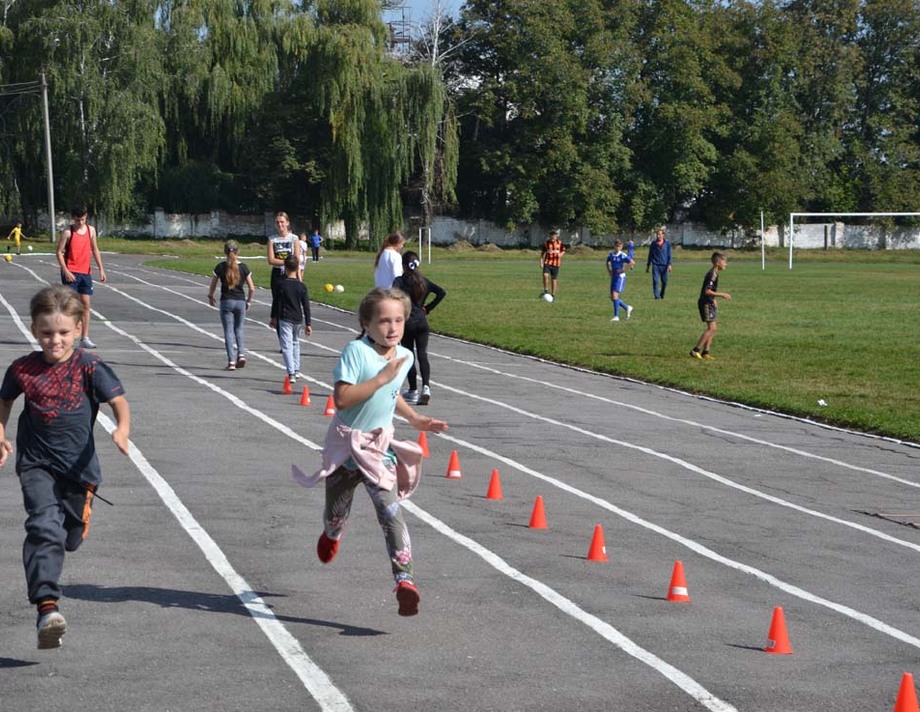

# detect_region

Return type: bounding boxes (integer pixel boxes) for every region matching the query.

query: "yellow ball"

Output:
[4,254,12,262]
[324,283,334,293]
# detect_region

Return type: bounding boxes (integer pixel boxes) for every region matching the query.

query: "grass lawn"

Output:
[49,237,918,443]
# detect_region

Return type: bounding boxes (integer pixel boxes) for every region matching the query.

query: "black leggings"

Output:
[401,318,430,390]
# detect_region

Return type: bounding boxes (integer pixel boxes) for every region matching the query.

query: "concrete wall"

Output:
[20,209,920,250]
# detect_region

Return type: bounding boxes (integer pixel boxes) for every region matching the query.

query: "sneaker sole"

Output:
[37,617,67,650]
[417,394,430,406]
[396,585,420,617]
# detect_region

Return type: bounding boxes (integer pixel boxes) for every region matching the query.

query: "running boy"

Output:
[606,239,635,322]
[690,252,731,360]
[0,286,130,649]
[307,288,448,616]
[56,206,107,349]
[273,255,312,383]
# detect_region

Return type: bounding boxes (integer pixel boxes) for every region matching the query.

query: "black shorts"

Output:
[698,299,717,323]
[543,265,559,278]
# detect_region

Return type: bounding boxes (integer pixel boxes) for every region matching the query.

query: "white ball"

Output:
[27,245,33,251]
[334,284,344,293]
[541,293,554,302]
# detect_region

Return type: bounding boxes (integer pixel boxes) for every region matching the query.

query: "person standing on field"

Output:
[690,252,731,360]
[7,222,24,255]
[309,229,324,262]
[606,239,635,322]
[646,227,673,299]
[540,229,566,299]
[56,206,106,349]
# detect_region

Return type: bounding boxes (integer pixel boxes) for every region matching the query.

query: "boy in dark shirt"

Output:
[0,286,130,649]
[690,252,732,360]
[273,255,312,382]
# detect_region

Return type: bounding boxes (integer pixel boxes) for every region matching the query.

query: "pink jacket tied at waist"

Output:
[292,417,423,500]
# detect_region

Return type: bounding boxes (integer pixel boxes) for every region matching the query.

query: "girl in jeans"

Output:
[208,240,255,370]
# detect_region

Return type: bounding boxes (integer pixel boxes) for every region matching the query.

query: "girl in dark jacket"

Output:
[392,251,446,405]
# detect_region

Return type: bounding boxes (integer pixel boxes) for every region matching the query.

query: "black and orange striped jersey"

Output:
[541,238,566,268]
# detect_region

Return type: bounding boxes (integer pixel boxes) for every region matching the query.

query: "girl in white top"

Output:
[373,231,405,288]
[266,211,300,328]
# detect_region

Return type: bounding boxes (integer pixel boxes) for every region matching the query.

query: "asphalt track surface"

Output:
[2,253,920,712]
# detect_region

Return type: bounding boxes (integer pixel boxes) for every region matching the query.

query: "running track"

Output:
[2,253,919,712]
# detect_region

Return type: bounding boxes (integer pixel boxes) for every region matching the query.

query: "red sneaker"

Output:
[316,533,339,564]
[395,581,420,617]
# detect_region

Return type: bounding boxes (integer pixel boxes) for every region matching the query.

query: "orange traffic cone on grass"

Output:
[282,374,293,395]
[764,606,793,654]
[529,496,547,529]
[445,450,462,479]
[666,560,690,603]
[894,673,919,712]
[586,525,608,562]
[417,431,430,458]
[299,386,311,406]
[323,395,335,416]
[486,469,503,500]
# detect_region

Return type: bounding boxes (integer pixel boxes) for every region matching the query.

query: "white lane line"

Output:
[102,265,920,650]
[434,353,920,488]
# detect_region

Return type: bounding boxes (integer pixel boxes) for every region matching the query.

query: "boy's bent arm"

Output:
[0,397,14,467]
[108,395,131,455]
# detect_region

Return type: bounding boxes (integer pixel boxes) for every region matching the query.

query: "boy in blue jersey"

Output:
[606,240,635,322]
[690,252,731,359]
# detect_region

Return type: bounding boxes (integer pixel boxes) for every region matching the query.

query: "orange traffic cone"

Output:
[445,450,462,479]
[486,469,503,500]
[323,395,336,417]
[282,374,293,395]
[586,525,608,561]
[764,606,793,654]
[299,386,312,406]
[666,560,690,602]
[529,496,547,529]
[418,431,430,458]
[894,673,919,712]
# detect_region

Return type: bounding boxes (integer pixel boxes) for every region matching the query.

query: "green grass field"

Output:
[59,237,918,443]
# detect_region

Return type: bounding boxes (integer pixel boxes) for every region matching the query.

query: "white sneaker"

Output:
[37,610,67,650]
[626,305,633,320]
[81,337,97,349]
[418,385,431,406]
[402,389,418,404]
[610,316,620,322]
[289,373,297,384]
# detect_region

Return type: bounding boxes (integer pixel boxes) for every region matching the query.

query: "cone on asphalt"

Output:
[528,495,547,529]
[666,560,690,603]
[486,469,503,500]
[586,524,608,561]
[764,606,793,654]
[282,374,293,395]
[445,450,462,479]
[894,673,919,712]
[418,431,430,458]
[323,395,336,416]
[299,386,312,406]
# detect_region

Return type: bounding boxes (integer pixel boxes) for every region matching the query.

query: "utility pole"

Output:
[39,67,56,243]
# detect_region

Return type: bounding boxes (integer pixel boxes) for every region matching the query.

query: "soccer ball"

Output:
[4,254,12,262]
[323,283,334,293]
[541,293,554,302]
[334,284,345,293]
[27,245,33,252]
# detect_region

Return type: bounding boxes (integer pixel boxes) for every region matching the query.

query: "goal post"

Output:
[418,226,432,264]
[787,212,920,269]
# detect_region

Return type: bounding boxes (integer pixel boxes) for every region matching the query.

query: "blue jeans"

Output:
[651,264,669,299]
[220,299,247,363]
[278,319,303,375]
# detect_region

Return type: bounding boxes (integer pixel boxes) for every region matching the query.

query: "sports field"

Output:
[145,242,920,443]
[2,251,920,712]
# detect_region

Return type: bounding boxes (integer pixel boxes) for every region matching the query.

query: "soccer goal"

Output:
[787,212,920,269]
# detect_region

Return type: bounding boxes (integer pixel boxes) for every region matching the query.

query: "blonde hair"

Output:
[224,240,241,290]
[356,288,410,337]
[30,286,83,325]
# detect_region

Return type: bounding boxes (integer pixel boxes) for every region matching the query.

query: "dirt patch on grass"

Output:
[476,243,502,253]
[446,239,476,252]
[570,244,596,255]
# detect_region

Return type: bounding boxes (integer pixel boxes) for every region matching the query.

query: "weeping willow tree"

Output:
[300,0,455,248]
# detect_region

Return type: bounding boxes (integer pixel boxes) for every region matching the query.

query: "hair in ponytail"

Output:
[224,240,241,290]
